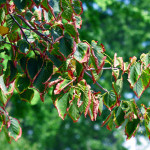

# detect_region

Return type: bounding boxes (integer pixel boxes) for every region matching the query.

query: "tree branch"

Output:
[88,67,120,71]
[1,41,19,47]
[16,15,53,44]
[85,71,108,92]
[9,14,38,56]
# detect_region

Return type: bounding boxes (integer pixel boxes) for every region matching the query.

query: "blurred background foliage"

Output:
[1,0,150,149]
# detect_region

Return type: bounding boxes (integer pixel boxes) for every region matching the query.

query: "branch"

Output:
[85,71,108,92]
[9,14,38,56]
[16,15,53,44]
[88,67,120,71]
[1,41,19,47]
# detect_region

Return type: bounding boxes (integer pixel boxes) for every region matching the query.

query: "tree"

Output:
[0,0,150,143]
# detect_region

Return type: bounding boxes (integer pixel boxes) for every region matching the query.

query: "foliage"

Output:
[0,0,150,143]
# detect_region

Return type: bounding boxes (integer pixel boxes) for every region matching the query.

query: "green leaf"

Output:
[72,0,83,15]
[64,23,78,42]
[59,33,74,58]
[17,39,29,54]
[0,88,7,106]
[32,0,42,6]
[74,42,89,63]
[0,8,5,24]
[103,91,117,110]
[51,26,63,42]
[13,0,27,11]
[128,62,141,87]
[26,57,43,80]
[33,61,53,93]
[99,96,103,115]
[25,11,33,21]
[61,0,73,21]
[20,89,34,103]
[55,92,69,119]
[54,78,75,94]
[112,78,123,96]
[46,51,62,68]
[4,60,17,86]
[68,95,81,122]
[90,40,106,74]
[75,15,82,28]
[0,0,6,5]
[125,118,140,139]
[15,75,30,93]
[114,107,125,127]
[8,117,22,141]
[49,0,61,18]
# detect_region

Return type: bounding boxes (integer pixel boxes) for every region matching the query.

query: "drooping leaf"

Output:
[55,92,69,119]
[61,0,73,21]
[128,62,141,87]
[72,0,83,15]
[32,0,42,6]
[26,57,43,80]
[17,39,29,54]
[59,33,74,58]
[103,91,117,110]
[20,89,34,103]
[4,60,17,86]
[114,107,125,127]
[33,61,53,93]
[15,75,30,93]
[64,23,78,42]
[125,118,140,139]
[8,31,20,43]
[13,0,27,11]
[8,117,22,141]
[0,88,7,106]
[51,25,63,42]
[0,8,5,24]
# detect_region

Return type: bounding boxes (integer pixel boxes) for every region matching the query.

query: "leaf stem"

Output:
[85,71,108,92]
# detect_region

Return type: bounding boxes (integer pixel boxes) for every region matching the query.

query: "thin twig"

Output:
[9,14,38,55]
[88,67,119,71]
[1,41,19,47]
[85,71,108,92]
[16,15,53,44]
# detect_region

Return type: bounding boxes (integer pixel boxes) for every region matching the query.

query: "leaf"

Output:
[54,78,75,94]
[49,0,61,18]
[32,0,42,6]
[125,118,140,139]
[17,39,29,54]
[51,26,63,42]
[90,40,106,74]
[13,0,27,11]
[0,26,9,36]
[103,91,117,110]
[8,31,20,43]
[0,8,5,24]
[20,89,34,103]
[33,61,53,93]
[68,94,81,122]
[114,107,125,127]
[25,10,33,21]
[128,62,141,87]
[72,0,83,15]
[98,96,103,115]
[61,0,73,21]
[26,57,43,80]
[132,69,150,98]
[64,23,78,42]
[15,75,30,93]
[59,33,74,58]
[55,92,69,119]
[0,88,7,106]
[8,117,22,141]
[74,42,89,63]
[75,15,82,29]
[112,78,123,96]
[4,60,17,86]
